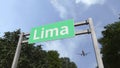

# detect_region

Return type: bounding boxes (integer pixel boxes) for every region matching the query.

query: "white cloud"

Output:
[50,0,79,19]
[50,0,67,19]
[42,38,80,57]
[40,35,87,59]
[75,0,105,6]
[50,0,105,19]
[110,7,119,16]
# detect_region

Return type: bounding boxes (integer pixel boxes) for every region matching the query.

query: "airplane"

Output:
[78,50,90,56]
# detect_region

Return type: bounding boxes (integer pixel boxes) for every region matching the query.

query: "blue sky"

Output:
[0,0,120,68]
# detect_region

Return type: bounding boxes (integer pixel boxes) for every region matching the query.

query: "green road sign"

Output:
[28,19,75,43]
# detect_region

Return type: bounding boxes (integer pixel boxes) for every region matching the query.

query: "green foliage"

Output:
[0,30,77,68]
[0,29,20,68]
[99,21,120,68]
[60,57,77,68]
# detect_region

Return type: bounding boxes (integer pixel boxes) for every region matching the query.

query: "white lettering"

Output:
[41,28,44,39]
[33,29,40,40]
[45,28,58,38]
[60,26,69,35]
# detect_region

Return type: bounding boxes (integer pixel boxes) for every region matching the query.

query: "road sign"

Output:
[28,19,75,43]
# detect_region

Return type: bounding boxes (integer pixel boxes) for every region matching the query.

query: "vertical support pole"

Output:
[11,32,24,68]
[88,18,104,68]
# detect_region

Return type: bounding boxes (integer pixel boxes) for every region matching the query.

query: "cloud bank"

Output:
[50,0,105,19]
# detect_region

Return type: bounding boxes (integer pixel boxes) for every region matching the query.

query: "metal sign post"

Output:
[74,18,104,68]
[11,33,24,68]
[88,18,104,68]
